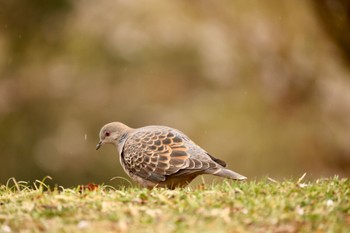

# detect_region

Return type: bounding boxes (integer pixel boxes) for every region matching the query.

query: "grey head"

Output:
[96,122,132,150]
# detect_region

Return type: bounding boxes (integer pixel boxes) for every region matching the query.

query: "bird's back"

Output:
[119,125,232,187]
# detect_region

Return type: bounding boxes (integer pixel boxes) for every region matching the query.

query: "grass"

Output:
[0,176,349,233]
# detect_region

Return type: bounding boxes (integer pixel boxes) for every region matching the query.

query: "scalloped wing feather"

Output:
[121,127,223,183]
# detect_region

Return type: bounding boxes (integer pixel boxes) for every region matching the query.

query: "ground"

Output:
[0,176,349,233]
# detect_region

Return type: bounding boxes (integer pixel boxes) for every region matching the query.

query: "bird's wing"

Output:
[121,128,218,182]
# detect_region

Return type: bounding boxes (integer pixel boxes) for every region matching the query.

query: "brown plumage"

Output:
[96,122,246,189]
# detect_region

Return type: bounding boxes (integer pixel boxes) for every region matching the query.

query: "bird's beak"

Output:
[96,141,103,150]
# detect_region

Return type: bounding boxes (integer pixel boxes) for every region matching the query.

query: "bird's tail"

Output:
[208,167,247,180]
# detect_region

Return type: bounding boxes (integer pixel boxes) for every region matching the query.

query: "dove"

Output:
[96,122,246,189]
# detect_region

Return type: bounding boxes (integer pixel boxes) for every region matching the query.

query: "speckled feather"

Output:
[122,126,223,182]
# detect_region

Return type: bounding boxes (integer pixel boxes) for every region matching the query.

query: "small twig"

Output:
[6,177,20,192]
[297,173,307,184]
[110,176,133,187]
[267,177,279,184]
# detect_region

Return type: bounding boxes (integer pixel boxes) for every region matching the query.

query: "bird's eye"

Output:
[105,131,110,137]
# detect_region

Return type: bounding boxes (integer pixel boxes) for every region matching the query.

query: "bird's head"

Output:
[96,122,131,150]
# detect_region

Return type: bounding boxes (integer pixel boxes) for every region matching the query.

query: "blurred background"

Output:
[1,0,350,187]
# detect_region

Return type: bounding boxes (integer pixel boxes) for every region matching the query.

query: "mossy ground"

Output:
[0,176,349,233]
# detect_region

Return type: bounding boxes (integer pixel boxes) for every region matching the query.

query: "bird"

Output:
[96,122,246,189]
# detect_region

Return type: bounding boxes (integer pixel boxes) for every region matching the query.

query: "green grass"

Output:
[0,176,349,233]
